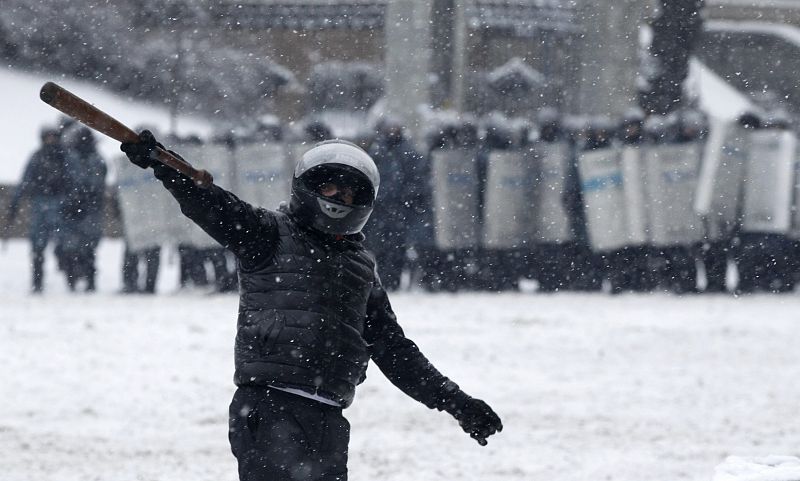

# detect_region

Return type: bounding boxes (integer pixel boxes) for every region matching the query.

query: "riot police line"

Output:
[115,110,800,294]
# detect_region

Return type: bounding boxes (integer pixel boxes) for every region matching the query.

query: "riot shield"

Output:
[694,120,749,240]
[642,142,705,246]
[482,149,536,248]
[531,142,572,244]
[285,141,313,169]
[793,146,800,239]
[578,147,628,252]
[168,141,235,248]
[115,155,182,251]
[235,141,292,210]
[620,145,648,245]
[430,148,480,250]
[742,130,797,234]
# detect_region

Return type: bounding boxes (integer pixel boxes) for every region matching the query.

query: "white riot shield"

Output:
[695,121,749,240]
[235,141,292,210]
[482,150,536,249]
[742,130,797,234]
[115,155,182,251]
[620,145,648,245]
[531,142,572,244]
[794,146,800,239]
[431,148,480,250]
[285,141,313,170]
[789,156,800,240]
[168,141,235,248]
[642,143,705,246]
[578,147,628,252]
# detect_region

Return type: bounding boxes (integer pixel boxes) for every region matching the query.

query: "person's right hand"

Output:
[120,130,160,169]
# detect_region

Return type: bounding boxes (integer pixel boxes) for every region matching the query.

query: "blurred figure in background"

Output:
[58,125,107,292]
[5,126,69,293]
[661,110,707,294]
[703,112,760,293]
[117,125,164,295]
[475,115,518,291]
[532,109,572,292]
[364,117,426,291]
[563,117,610,292]
[735,110,796,293]
[609,109,653,293]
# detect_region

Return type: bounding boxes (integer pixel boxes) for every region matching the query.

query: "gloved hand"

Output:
[120,130,161,169]
[448,395,503,446]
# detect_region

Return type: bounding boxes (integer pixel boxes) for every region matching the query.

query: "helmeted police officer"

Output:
[6,127,69,293]
[364,117,427,291]
[58,125,107,291]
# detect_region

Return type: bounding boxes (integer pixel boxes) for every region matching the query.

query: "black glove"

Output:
[120,130,161,169]
[447,395,503,446]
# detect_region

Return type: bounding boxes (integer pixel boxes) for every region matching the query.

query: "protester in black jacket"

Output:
[121,132,502,481]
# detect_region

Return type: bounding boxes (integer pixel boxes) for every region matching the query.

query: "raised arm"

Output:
[364,278,503,445]
[121,131,278,269]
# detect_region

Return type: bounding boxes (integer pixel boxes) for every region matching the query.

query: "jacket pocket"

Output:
[258,316,285,356]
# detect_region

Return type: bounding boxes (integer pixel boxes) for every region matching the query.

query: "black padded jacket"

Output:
[153,164,468,409]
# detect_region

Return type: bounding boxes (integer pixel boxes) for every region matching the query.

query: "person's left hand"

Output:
[451,397,503,446]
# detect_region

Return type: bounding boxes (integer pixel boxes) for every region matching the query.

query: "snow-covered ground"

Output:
[2,239,800,481]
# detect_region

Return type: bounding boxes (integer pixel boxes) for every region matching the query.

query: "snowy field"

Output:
[2,239,800,481]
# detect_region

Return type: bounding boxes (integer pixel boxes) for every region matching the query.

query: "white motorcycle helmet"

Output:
[289,139,380,235]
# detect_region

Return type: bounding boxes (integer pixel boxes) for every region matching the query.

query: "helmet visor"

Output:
[299,164,375,207]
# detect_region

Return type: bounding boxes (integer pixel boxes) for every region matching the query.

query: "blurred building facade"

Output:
[699,0,800,119]
[136,0,584,120]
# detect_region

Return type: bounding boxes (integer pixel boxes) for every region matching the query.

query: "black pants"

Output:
[607,246,652,293]
[178,244,208,288]
[122,246,161,293]
[702,240,730,293]
[229,387,350,481]
[736,234,795,293]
